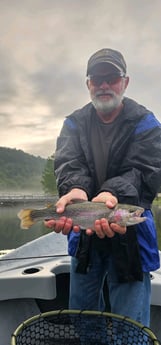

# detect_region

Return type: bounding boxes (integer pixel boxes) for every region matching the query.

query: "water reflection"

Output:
[0,202,67,253]
[0,203,160,251]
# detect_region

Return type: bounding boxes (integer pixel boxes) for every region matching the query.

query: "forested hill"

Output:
[0,147,47,192]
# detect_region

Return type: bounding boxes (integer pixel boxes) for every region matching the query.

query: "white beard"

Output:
[91,91,124,115]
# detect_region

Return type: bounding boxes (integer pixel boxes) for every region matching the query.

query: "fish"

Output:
[17,200,146,230]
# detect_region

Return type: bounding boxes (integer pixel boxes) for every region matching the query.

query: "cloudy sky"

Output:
[0,0,161,158]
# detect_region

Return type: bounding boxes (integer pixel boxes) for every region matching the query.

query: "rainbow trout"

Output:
[17,200,146,230]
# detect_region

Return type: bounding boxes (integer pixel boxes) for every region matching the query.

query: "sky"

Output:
[1,0,161,158]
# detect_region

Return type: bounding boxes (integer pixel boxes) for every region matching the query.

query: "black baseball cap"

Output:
[86,48,127,76]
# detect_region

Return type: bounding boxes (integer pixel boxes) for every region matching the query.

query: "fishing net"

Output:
[11,309,160,345]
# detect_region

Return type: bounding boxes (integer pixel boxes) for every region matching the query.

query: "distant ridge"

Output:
[0,147,47,192]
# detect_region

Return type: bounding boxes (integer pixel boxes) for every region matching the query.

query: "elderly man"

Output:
[45,48,161,327]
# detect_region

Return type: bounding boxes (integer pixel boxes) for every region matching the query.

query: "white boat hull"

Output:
[0,233,160,344]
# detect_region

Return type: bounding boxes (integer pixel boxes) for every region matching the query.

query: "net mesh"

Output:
[11,309,160,345]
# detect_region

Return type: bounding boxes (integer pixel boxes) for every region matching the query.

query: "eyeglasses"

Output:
[87,73,125,87]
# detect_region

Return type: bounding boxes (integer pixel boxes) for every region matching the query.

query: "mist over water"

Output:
[0,201,67,252]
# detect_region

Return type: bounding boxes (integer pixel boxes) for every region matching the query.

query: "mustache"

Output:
[95,90,115,96]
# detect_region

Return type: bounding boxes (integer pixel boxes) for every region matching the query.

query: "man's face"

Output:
[87,63,129,115]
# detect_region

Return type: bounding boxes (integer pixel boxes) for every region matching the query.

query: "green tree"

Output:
[41,157,57,194]
[0,147,46,192]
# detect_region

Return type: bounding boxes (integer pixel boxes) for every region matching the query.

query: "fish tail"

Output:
[17,209,35,229]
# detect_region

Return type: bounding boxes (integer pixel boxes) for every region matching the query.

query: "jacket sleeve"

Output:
[99,114,161,207]
[54,117,93,197]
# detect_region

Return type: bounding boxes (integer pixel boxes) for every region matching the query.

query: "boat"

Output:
[0,232,160,344]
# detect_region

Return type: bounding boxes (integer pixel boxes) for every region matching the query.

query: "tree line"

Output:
[1,147,161,196]
[0,147,56,193]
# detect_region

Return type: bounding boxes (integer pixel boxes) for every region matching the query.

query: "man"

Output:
[45,48,161,327]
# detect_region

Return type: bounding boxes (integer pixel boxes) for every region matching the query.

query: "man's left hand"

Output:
[86,192,126,238]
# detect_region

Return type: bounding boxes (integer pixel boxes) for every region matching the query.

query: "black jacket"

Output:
[55,97,161,209]
[54,97,161,282]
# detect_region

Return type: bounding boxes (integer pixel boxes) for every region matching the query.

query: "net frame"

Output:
[11,309,160,345]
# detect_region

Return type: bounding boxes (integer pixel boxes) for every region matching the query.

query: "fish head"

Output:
[109,206,146,226]
[126,207,146,226]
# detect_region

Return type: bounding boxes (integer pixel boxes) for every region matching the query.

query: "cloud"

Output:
[0,0,161,157]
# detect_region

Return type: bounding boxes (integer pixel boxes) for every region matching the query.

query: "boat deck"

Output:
[0,233,160,344]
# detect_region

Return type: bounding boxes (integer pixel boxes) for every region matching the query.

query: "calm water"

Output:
[0,202,161,251]
[0,202,67,253]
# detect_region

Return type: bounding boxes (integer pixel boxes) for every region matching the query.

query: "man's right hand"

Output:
[44,188,88,235]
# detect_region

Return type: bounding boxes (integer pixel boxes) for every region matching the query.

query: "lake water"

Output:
[0,202,67,253]
[0,202,161,251]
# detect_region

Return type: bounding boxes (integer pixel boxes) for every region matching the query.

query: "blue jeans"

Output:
[69,248,151,327]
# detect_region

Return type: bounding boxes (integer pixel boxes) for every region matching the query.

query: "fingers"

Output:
[44,219,56,229]
[105,198,118,208]
[73,225,81,233]
[92,192,118,208]
[44,217,73,235]
[55,197,69,214]
[44,188,88,235]
[91,192,121,238]
[93,218,126,238]
[86,228,95,236]
[94,219,115,238]
[110,223,126,234]
[54,193,75,214]
[55,189,88,214]
[54,217,73,235]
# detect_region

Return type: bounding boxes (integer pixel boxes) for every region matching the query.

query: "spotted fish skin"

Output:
[17,201,146,230]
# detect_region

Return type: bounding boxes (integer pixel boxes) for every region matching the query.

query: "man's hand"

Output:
[44,188,88,235]
[44,190,126,238]
[86,192,126,238]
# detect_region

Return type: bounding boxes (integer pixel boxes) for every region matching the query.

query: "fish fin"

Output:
[17,209,35,229]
